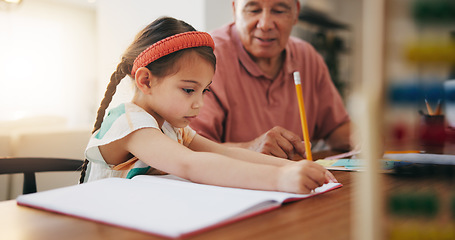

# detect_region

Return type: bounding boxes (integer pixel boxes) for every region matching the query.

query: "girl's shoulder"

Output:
[90,102,160,144]
[107,102,159,128]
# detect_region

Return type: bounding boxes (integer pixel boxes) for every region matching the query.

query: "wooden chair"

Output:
[0,157,83,194]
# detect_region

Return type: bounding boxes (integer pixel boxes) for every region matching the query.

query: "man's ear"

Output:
[293,0,301,25]
[135,67,154,94]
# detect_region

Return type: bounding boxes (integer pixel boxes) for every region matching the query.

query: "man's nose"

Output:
[257,10,274,31]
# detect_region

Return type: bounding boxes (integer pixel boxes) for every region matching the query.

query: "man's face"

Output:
[233,0,300,61]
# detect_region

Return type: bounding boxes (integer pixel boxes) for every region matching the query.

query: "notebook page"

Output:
[17,176,341,238]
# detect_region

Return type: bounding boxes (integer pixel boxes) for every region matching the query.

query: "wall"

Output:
[205,0,234,31]
[0,0,97,127]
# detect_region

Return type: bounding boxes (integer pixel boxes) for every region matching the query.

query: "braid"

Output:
[79,62,127,184]
[93,63,128,133]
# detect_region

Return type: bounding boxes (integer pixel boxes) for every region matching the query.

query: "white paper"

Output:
[17,176,341,238]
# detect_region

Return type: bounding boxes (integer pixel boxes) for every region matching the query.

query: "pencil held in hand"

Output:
[293,71,313,161]
[277,160,337,193]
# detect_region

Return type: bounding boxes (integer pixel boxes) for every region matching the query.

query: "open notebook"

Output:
[17,175,342,239]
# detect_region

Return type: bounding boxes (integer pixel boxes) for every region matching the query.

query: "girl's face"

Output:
[138,52,214,128]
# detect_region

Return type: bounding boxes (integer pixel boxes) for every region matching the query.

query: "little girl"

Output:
[80,17,337,193]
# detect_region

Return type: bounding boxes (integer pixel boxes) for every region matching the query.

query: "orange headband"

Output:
[131,31,215,77]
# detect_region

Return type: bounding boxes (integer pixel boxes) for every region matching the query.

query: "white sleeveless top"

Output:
[84,102,196,182]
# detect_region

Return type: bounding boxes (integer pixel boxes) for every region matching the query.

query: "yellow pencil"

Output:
[293,71,313,161]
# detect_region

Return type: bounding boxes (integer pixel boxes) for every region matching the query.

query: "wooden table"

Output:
[0,171,353,240]
[2,157,454,240]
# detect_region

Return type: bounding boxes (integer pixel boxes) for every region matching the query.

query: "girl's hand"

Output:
[276,160,337,194]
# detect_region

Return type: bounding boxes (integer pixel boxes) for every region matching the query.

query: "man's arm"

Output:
[219,126,307,160]
[223,122,352,160]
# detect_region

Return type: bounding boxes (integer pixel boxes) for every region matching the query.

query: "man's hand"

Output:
[247,126,308,160]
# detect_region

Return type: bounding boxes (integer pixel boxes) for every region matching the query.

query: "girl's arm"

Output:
[124,128,333,194]
[188,134,337,185]
[188,134,296,166]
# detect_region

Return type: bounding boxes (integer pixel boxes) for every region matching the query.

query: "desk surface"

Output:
[1,171,353,240]
[2,158,454,240]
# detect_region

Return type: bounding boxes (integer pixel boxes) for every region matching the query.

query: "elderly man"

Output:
[190,0,351,159]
